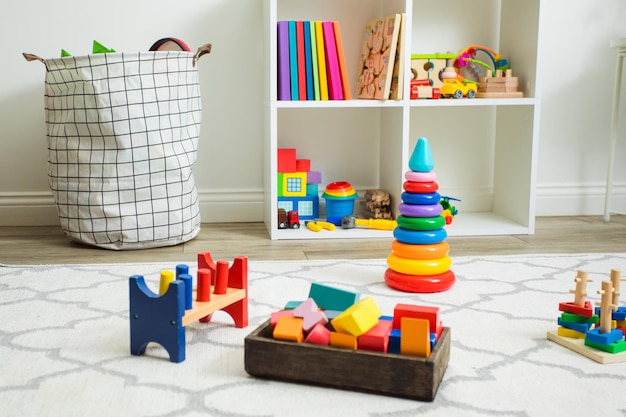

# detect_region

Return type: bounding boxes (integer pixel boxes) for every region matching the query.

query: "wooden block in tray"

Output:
[244,320,450,401]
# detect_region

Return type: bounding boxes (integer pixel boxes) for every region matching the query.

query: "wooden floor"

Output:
[1,215,625,265]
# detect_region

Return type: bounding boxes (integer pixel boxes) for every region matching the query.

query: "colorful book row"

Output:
[277,20,351,101]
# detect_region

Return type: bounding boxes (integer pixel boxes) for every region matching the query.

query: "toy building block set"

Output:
[277,148,322,222]
[547,269,626,364]
[244,282,450,401]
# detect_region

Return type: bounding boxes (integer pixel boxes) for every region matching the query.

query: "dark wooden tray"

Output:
[244,320,450,401]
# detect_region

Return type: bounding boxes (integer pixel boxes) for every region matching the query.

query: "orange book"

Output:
[332,21,351,100]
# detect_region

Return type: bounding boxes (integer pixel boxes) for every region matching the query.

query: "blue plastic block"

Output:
[388,329,401,354]
[594,306,626,321]
[129,276,186,363]
[558,317,592,333]
[585,327,623,346]
[430,333,437,349]
[308,283,359,311]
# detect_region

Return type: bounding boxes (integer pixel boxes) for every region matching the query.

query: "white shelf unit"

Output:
[263,0,541,240]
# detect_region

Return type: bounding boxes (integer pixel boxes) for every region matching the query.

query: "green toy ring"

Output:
[396,215,445,231]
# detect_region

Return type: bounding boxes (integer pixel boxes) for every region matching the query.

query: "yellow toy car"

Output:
[440,79,477,99]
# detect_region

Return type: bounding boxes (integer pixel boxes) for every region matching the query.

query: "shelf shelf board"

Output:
[273,100,404,109]
[267,212,531,240]
[409,97,538,108]
[445,212,531,236]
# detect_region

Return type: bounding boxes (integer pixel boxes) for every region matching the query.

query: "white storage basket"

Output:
[24,45,211,249]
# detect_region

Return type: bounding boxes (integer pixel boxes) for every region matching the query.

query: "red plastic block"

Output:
[278,148,297,172]
[558,301,594,318]
[393,304,440,335]
[296,158,311,172]
[358,318,393,352]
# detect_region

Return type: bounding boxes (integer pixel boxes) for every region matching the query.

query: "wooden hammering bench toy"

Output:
[129,252,248,362]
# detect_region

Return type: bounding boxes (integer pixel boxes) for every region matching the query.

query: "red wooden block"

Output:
[358,318,393,352]
[304,323,331,345]
[278,148,297,172]
[393,304,440,335]
[558,301,594,318]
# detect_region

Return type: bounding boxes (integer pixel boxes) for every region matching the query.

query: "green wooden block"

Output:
[585,338,626,354]
[308,283,359,311]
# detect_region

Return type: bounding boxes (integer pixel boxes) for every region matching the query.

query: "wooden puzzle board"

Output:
[546,330,626,364]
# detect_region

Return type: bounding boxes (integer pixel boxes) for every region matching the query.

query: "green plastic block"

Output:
[585,338,626,354]
[61,49,71,57]
[561,312,599,324]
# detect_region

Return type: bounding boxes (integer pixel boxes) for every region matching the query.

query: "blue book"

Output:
[288,21,299,100]
[277,21,291,100]
[303,21,314,100]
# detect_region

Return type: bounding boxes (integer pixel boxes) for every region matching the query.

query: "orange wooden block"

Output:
[400,317,431,357]
[330,331,357,349]
[273,316,304,342]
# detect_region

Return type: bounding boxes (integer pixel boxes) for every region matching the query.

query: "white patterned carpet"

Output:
[2,253,626,417]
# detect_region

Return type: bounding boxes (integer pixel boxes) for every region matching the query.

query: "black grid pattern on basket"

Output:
[44,52,201,246]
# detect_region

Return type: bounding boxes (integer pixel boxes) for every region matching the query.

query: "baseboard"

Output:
[0,183,623,226]
[0,189,265,226]
[534,182,625,216]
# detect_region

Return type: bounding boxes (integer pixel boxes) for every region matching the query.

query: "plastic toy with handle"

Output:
[341,215,397,231]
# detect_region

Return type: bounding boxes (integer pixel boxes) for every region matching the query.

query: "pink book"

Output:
[322,21,343,100]
[296,21,307,100]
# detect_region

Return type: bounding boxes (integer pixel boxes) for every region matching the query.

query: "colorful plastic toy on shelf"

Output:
[547,268,626,364]
[322,181,358,226]
[277,148,321,221]
[440,78,477,99]
[129,252,248,363]
[384,137,456,293]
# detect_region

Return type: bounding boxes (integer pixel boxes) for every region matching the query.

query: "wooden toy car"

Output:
[410,79,441,99]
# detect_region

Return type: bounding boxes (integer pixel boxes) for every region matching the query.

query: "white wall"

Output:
[0,0,624,226]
